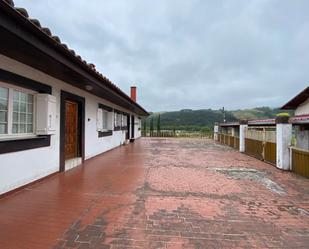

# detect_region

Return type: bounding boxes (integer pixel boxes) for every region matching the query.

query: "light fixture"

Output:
[85,85,93,91]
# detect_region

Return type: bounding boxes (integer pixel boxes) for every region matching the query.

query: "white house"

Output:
[281,87,309,150]
[0,1,148,195]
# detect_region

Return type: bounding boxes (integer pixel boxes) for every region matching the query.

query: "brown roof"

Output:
[290,114,309,124]
[219,122,239,127]
[281,87,309,110]
[248,118,275,126]
[1,0,149,116]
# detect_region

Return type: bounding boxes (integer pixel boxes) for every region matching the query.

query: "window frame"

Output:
[0,70,51,154]
[117,113,122,128]
[101,109,109,131]
[122,114,127,127]
[114,111,117,128]
[0,81,36,139]
[97,103,113,137]
[114,111,121,128]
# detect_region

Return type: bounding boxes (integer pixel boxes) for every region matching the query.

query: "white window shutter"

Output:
[97,108,103,131]
[102,111,108,130]
[36,94,57,135]
[107,112,113,130]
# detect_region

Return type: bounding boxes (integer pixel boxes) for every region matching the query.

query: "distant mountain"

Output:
[144,107,293,131]
[230,107,293,120]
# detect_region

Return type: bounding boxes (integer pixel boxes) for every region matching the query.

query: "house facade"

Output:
[282,87,309,150]
[0,1,148,195]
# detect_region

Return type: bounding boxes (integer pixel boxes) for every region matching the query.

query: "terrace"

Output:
[0,137,308,248]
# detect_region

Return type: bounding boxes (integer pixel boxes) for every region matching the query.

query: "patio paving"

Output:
[0,138,309,249]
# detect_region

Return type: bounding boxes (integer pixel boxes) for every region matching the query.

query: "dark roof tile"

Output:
[42,27,52,36]
[2,0,148,115]
[3,0,14,7]
[15,7,28,17]
[52,35,61,43]
[61,43,68,49]
[30,18,41,28]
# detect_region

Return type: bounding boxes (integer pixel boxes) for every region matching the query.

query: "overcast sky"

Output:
[15,0,309,111]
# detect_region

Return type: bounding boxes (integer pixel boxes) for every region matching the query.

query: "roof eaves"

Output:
[281,86,309,110]
[1,0,149,116]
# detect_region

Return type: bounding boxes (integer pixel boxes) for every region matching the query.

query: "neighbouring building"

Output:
[214,86,309,177]
[0,1,149,195]
[281,87,309,150]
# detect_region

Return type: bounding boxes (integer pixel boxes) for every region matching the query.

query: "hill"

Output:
[144,107,293,131]
[230,107,290,120]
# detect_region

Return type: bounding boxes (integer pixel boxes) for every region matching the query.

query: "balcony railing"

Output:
[290,146,309,178]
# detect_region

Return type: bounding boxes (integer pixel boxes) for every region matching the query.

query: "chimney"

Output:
[130,86,137,102]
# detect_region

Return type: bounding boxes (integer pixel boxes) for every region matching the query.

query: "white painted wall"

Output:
[0,54,143,194]
[295,98,309,116]
[213,124,219,141]
[239,124,247,152]
[295,126,309,150]
[276,123,292,170]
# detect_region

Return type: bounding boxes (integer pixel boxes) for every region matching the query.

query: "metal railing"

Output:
[264,142,276,164]
[244,127,276,165]
[217,133,239,150]
[245,138,264,160]
[290,146,309,178]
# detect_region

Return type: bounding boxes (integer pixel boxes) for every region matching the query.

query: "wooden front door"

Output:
[65,100,78,160]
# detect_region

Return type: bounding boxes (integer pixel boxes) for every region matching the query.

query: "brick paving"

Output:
[0,138,309,248]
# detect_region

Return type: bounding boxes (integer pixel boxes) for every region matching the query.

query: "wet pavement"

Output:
[0,138,309,248]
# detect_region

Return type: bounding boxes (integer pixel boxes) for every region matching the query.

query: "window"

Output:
[0,87,8,134]
[114,112,117,127]
[102,110,108,131]
[117,113,122,127]
[97,105,113,133]
[114,112,122,127]
[0,84,35,137]
[13,90,34,134]
[122,115,127,127]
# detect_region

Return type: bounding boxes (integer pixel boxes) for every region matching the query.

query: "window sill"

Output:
[98,130,113,137]
[0,135,51,154]
[0,135,44,142]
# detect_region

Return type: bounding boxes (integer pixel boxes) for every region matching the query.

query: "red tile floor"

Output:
[0,138,309,248]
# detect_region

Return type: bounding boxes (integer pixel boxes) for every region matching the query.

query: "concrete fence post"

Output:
[214,122,219,141]
[276,116,292,170]
[239,120,248,153]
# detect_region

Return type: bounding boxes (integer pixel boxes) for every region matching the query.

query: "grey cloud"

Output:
[14,0,309,111]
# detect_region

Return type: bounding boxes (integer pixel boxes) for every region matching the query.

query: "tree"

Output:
[142,118,147,136]
[201,126,211,133]
[157,114,161,134]
[150,117,154,137]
